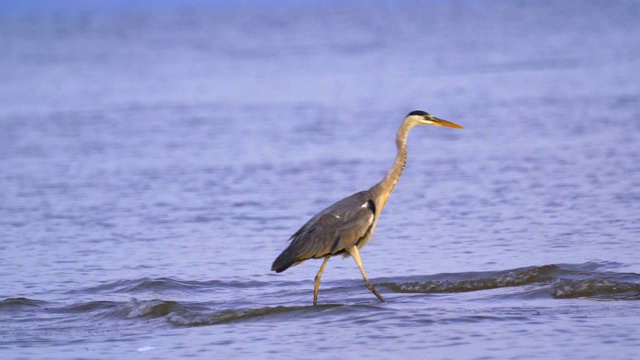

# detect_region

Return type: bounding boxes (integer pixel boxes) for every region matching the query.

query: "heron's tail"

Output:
[271,247,298,273]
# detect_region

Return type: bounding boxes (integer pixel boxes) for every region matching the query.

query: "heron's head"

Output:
[406,110,463,129]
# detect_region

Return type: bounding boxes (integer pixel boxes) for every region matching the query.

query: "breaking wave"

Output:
[387,264,558,293]
[551,279,640,300]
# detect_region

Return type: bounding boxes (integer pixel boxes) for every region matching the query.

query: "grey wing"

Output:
[271,192,376,273]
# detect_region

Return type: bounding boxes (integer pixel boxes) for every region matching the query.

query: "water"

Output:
[1,1,640,358]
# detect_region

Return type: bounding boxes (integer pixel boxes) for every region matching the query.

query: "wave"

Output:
[166,305,310,326]
[384,263,640,300]
[123,298,183,318]
[118,299,319,326]
[66,277,271,295]
[6,296,312,327]
[551,279,640,300]
[386,264,558,294]
[0,296,308,326]
[0,297,46,309]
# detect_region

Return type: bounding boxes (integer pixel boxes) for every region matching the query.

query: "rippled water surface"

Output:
[1,1,640,359]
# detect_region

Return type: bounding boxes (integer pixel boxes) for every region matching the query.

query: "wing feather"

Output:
[271,191,376,272]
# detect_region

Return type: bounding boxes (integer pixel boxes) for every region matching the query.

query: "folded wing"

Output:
[271,191,376,273]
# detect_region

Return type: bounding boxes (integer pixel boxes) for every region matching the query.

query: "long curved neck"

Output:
[371,120,415,209]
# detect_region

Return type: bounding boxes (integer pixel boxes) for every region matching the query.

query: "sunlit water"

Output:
[1,1,640,359]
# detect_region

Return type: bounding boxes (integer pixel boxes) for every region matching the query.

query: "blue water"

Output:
[1,1,640,359]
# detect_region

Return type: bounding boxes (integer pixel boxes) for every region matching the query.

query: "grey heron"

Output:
[271,110,463,304]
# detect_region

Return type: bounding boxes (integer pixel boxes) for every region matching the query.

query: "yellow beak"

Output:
[432,117,464,129]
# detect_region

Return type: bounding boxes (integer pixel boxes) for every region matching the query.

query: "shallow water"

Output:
[1,1,640,359]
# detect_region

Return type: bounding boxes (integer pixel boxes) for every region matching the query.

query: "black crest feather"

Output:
[407,110,429,117]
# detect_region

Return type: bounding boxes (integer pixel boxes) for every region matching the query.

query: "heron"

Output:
[271,110,463,305]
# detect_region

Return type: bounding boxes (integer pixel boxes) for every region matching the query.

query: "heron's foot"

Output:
[365,281,385,302]
[370,286,385,302]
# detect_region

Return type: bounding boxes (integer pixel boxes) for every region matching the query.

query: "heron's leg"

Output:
[313,256,330,305]
[345,246,385,302]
